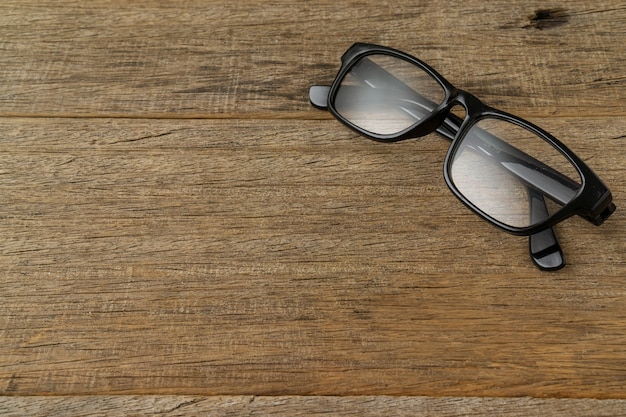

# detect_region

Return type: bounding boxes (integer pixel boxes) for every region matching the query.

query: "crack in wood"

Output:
[525,8,570,30]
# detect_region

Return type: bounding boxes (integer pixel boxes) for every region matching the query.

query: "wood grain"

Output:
[0,1,625,118]
[2,396,626,417]
[1,118,625,398]
[1,0,626,413]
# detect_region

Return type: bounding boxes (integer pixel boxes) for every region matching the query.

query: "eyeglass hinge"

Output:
[593,202,616,226]
[586,196,616,226]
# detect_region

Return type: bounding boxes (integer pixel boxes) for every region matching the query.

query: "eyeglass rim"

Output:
[443,111,584,235]
[325,43,615,235]
[327,45,454,143]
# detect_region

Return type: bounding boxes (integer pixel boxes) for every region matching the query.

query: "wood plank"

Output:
[2,396,626,416]
[1,118,624,397]
[1,1,625,118]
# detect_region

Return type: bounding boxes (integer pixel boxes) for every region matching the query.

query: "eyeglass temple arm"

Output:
[528,188,566,270]
[310,85,565,270]
[310,85,460,139]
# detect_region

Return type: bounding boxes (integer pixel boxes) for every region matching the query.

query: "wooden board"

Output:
[1,1,625,118]
[2,117,625,400]
[1,0,625,413]
[2,396,626,417]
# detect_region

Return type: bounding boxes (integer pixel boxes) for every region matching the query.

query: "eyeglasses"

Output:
[310,43,616,270]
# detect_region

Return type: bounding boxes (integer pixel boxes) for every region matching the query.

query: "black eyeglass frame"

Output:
[321,43,615,237]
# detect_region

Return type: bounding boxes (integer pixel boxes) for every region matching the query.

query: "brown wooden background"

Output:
[1,1,626,415]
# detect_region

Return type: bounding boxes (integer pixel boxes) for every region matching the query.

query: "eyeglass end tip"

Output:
[309,86,330,109]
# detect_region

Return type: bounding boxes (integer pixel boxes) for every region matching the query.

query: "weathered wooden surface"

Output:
[1,1,625,118]
[1,0,625,414]
[2,396,626,417]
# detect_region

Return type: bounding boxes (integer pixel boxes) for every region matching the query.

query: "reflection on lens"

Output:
[449,118,582,228]
[333,54,445,136]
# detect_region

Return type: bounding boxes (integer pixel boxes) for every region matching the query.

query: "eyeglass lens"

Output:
[450,118,582,228]
[334,54,446,135]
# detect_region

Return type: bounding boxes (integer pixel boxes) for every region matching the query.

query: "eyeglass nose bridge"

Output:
[411,89,483,140]
[446,89,486,121]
